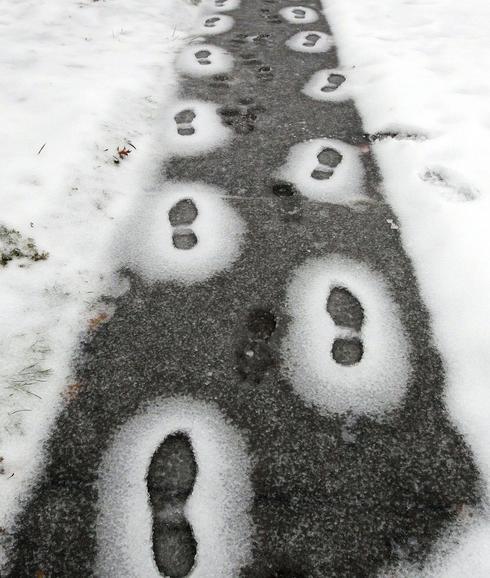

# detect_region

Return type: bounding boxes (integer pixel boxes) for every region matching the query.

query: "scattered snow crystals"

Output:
[282,256,410,416]
[279,6,320,25]
[121,182,246,283]
[176,44,234,77]
[276,138,365,204]
[286,31,333,53]
[96,398,253,578]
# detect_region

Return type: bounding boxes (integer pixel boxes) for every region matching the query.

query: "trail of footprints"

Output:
[149,2,383,576]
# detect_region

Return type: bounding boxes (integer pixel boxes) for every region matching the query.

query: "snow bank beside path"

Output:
[0,0,196,561]
[323,0,490,573]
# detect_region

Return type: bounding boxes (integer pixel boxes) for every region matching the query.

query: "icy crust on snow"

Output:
[122,182,246,283]
[200,0,241,13]
[199,14,235,36]
[303,68,351,102]
[96,398,253,578]
[176,43,234,77]
[279,6,319,25]
[276,138,365,204]
[164,100,233,156]
[282,256,410,416]
[285,31,333,53]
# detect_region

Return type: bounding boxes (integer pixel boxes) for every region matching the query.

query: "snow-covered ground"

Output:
[323,0,490,574]
[2,0,490,574]
[0,0,198,560]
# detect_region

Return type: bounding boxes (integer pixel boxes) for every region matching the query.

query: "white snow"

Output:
[121,182,246,283]
[322,0,490,572]
[276,138,365,204]
[175,43,234,77]
[282,255,410,416]
[0,0,199,564]
[96,398,254,578]
[279,6,320,25]
[164,99,234,156]
[285,31,333,54]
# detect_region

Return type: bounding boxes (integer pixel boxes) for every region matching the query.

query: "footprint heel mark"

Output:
[147,433,198,578]
[326,286,364,365]
[236,308,277,383]
[174,109,196,136]
[169,198,199,250]
[321,72,346,93]
[311,147,342,180]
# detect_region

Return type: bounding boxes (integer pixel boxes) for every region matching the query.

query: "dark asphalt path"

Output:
[8,0,481,576]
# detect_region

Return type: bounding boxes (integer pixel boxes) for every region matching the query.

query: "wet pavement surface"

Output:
[8,0,482,576]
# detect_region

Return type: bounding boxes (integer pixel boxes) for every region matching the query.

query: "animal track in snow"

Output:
[303,68,349,102]
[176,44,234,78]
[96,399,254,578]
[167,101,233,156]
[200,14,234,35]
[279,6,319,24]
[123,182,246,283]
[286,31,333,53]
[276,138,365,204]
[169,198,199,251]
[147,433,197,577]
[281,256,410,415]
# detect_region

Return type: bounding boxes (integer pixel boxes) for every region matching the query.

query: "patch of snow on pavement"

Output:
[0,0,197,565]
[96,398,254,578]
[323,0,490,572]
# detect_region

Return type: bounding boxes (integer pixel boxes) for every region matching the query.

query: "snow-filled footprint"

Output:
[275,138,365,204]
[286,31,333,53]
[147,433,197,577]
[122,182,246,283]
[303,68,349,102]
[200,14,235,35]
[96,399,254,578]
[166,100,233,156]
[176,44,234,78]
[279,6,319,24]
[281,256,410,415]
